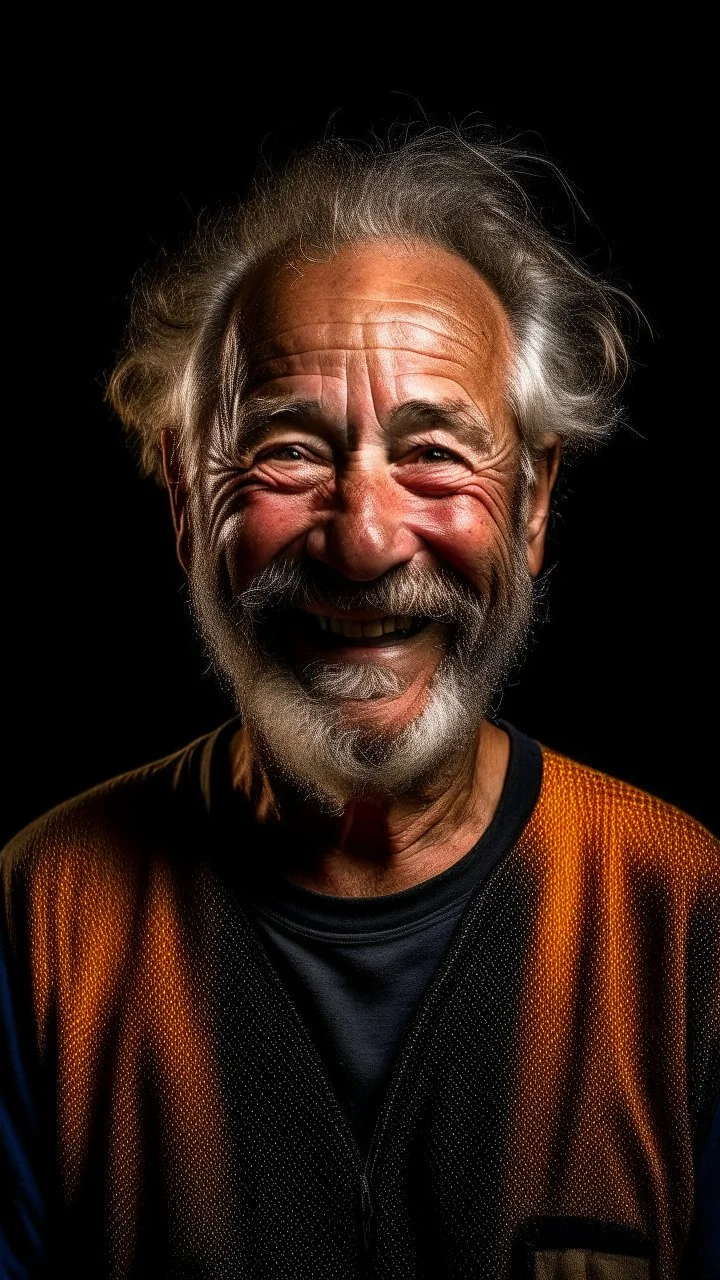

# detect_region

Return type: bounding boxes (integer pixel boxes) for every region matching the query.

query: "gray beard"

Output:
[188,540,534,814]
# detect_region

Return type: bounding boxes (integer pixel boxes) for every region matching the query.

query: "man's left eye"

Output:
[417,447,457,463]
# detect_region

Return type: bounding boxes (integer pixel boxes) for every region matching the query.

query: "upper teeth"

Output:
[315,614,413,638]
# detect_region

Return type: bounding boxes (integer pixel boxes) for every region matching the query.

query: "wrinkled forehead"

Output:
[239,238,516,407]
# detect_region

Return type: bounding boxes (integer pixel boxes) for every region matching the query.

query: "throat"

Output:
[251,722,508,898]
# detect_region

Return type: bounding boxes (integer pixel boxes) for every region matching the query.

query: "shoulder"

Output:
[0,725,238,1047]
[0,724,231,902]
[531,743,719,890]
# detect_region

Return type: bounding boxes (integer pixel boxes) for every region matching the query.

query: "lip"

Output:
[304,635,420,653]
[307,639,414,657]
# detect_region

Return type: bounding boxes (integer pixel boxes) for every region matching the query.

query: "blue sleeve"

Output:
[0,916,48,1279]
[684,1091,720,1278]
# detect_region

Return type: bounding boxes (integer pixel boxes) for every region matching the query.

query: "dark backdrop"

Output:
[5,47,717,843]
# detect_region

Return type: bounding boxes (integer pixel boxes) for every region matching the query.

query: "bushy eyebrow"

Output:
[384,400,494,452]
[235,395,494,453]
[234,397,323,451]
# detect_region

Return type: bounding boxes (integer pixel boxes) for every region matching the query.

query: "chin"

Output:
[335,691,430,736]
[231,655,480,811]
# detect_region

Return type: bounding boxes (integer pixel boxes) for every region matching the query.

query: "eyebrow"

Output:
[385,400,494,451]
[234,395,494,453]
[234,397,324,451]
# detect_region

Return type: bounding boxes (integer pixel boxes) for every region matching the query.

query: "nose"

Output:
[305,462,419,581]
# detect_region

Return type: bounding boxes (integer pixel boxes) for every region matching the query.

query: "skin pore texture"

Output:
[163,239,560,897]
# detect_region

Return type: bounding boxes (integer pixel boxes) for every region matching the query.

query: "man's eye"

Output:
[417,447,458,463]
[263,445,306,461]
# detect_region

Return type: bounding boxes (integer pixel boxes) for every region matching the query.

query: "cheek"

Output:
[219,489,319,592]
[411,493,516,585]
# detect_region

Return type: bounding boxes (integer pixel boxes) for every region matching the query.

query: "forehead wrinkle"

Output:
[249,313,504,365]
[262,291,501,338]
[248,346,501,386]
[243,236,515,370]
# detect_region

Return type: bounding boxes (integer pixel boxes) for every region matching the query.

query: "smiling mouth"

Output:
[281,609,432,648]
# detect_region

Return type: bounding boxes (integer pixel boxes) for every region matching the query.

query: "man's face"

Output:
[173,240,557,807]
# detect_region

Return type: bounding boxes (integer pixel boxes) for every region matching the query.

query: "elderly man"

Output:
[1,133,718,1279]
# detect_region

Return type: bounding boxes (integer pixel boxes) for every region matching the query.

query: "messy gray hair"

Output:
[107,128,629,485]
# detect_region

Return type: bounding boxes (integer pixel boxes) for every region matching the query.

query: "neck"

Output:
[230,718,511,897]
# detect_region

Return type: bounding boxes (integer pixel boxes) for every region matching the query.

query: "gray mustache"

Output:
[231,557,487,626]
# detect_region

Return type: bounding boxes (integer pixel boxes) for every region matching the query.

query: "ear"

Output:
[525,435,562,577]
[161,429,191,574]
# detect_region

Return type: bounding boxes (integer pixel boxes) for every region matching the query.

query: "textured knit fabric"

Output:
[1,722,718,1279]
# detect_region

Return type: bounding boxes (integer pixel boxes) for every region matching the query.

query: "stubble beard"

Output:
[189,529,534,815]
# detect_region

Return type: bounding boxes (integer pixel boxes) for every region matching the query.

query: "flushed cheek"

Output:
[218,491,321,594]
[408,490,518,586]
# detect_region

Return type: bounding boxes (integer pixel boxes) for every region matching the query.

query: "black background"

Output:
[5,42,717,843]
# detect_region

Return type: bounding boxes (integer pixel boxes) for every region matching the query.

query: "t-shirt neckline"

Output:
[232,720,543,937]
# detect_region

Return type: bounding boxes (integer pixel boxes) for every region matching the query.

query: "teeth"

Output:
[312,613,416,638]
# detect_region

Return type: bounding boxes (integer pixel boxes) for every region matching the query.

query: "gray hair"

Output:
[107,128,630,485]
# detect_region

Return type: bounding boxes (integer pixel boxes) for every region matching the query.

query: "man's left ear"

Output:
[161,428,191,574]
[525,436,562,577]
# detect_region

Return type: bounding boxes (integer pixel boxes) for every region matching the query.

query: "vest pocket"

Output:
[514,1218,653,1278]
[531,1249,650,1278]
